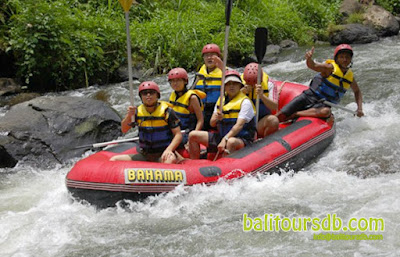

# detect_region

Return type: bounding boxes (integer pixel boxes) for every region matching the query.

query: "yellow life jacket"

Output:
[136,101,173,154]
[168,89,205,131]
[241,72,271,118]
[216,91,256,140]
[195,64,222,106]
[313,59,354,104]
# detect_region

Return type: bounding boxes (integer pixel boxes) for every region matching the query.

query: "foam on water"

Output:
[1,166,399,256]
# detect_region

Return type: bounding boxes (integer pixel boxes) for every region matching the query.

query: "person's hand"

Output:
[125,106,137,127]
[356,109,364,117]
[217,139,227,153]
[127,106,136,116]
[212,55,224,70]
[161,149,175,162]
[305,46,315,60]
[241,85,250,94]
[215,110,223,121]
[255,84,263,97]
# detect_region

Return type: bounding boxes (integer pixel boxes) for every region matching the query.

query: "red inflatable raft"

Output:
[66,81,335,208]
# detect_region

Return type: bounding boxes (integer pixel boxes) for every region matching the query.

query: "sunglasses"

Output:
[140,90,157,96]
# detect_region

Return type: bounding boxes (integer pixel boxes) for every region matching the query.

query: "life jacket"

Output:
[136,101,173,154]
[216,91,256,140]
[312,59,353,104]
[194,64,222,107]
[168,89,206,131]
[241,72,271,119]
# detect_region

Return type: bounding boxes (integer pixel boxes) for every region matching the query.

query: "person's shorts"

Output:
[207,132,253,153]
[177,132,189,150]
[280,89,330,117]
[128,152,162,162]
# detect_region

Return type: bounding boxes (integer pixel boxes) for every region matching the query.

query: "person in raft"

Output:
[110,81,182,164]
[192,43,224,131]
[241,62,279,137]
[188,70,256,159]
[275,44,364,121]
[167,67,205,149]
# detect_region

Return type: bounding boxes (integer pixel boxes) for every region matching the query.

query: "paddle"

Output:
[118,0,136,123]
[74,130,187,150]
[74,136,140,149]
[323,100,357,116]
[254,27,268,126]
[219,0,233,113]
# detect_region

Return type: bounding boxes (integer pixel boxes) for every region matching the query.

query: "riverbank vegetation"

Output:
[0,0,398,91]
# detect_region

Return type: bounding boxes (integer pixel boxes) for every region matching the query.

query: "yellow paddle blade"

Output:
[118,0,135,12]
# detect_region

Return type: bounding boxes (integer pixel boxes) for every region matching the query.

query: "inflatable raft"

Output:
[66,81,335,208]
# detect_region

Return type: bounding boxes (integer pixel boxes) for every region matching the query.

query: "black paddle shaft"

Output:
[225,0,233,26]
[254,27,268,63]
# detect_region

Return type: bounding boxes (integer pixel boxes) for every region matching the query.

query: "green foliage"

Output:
[6,0,126,91]
[2,0,344,91]
[376,0,400,14]
[346,12,365,24]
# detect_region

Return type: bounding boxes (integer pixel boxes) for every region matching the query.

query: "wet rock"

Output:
[0,78,21,96]
[340,0,363,17]
[363,5,399,36]
[117,64,141,82]
[329,23,379,44]
[0,144,18,168]
[0,96,122,168]
[279,40,298,50]
[266,44,281,55]
[0,92,41,107]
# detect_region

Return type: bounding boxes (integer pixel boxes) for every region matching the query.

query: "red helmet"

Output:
[334,44,353,60]
[243,62,259,85]
[224,69,243,86]
[168,67,188,82]
[138,81,160,98]
[201,43,221,56]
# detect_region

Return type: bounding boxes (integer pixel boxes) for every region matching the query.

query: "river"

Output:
[1,36,399,256]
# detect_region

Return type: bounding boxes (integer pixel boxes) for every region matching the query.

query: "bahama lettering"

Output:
[124,168,187,184]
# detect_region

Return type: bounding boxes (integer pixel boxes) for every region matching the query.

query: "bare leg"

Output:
[110,154,132,161]
[295,107,331,118]
[163,154,177,164]
[225,137,245,155]
[257,115,279,137]
[188,131,209,159]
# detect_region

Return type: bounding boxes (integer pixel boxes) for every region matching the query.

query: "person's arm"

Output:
[223,118,247,140]
[350,78,364,117]
[227,99,254,139]
[121,106,136,133]
[166,126,182,153]
[217,99,254,151]
[256,84,278,111]
[189,95,204,130]
[212,55,224,70]
[305,46,333,77]
[161,126,182,163]
[161,109,183,162]
[210,103,222,127]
